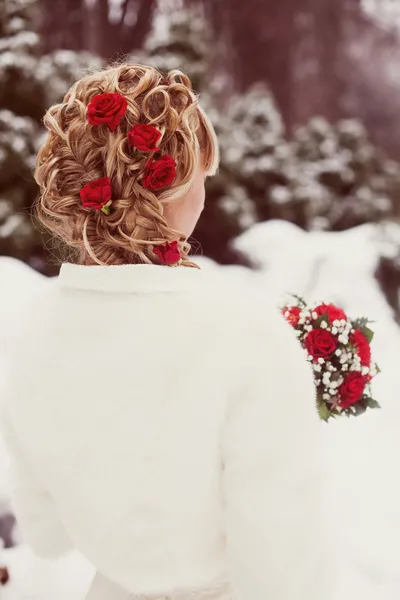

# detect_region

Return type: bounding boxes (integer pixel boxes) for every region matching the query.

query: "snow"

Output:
[362,0,400,31]
[1,221,400,598]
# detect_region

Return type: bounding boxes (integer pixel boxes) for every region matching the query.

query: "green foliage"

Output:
[317,399,333,422]
[366,398,381,409]
[289,294,307,308]
[352,316,371,329]
[360,326,374,344]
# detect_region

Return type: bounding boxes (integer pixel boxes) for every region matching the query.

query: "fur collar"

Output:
[59,263,203,294]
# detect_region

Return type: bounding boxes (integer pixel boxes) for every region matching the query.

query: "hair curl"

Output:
[34,63,219,267]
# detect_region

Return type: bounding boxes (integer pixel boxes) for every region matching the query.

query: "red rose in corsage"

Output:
[282,306,301,327]
[351,329,371,367]
[305,329,338,360]
[87,92,128,132]
[313,303,347,324]
[338,372,367,409]
[142,155,177,190]
[281,295,380,421]
[128,124,162,152]
[80,177,113,215]
[153,241,181,266]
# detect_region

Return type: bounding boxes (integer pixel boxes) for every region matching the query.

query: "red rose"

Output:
[339,372,366,409]
[282,306,301,327]
[87,92,128,132]
[305,329,338,360]
[313,303,347,324]
[80,177,112,215]
[351,330,371,367]
[153,241,181,265]
[128,124,162,152]
[142,155,177,190]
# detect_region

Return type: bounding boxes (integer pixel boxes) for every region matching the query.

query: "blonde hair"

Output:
[34,63,219,267]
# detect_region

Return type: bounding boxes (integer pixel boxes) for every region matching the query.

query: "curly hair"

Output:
[34,63,219,267]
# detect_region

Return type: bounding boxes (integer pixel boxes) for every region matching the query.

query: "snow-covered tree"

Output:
[0,0,41,265]
[139,4,212,94]
[362,0,400,31]
[213,83,315,232]
[289,117,398,231]
[219,84,287,220]
[0,0,101,274]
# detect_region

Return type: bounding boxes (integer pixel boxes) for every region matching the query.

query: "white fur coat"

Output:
[1,264,333,600]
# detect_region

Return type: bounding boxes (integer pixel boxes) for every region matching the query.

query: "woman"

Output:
[1,64,332,600]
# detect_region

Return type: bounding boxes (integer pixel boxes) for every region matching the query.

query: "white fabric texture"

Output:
[1,263,333,600]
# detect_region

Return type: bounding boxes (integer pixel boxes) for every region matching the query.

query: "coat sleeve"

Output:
[221,307,334,600]
[0,406,74,559]
[85,572,132,600]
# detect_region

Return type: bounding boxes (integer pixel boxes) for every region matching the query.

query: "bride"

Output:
[1,63,333,600]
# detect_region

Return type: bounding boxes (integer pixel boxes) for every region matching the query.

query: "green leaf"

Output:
[352,317,370,329]
[289,293,307,308]
[350,402,367,417]
[366,398,381,410]
[314,315,329,328]
[360,326,374,344]
[317,401,332,422]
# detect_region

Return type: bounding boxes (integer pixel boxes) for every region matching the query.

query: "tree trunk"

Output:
[38,0,86,52]
[125,0,158,51]
[313,0,347,121]
[86,0,156,60]
[86,0,109,56]
[207,0,297,130]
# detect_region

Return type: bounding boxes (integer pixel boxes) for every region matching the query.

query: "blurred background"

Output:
[4,1,400,598]
[3,0,400,318]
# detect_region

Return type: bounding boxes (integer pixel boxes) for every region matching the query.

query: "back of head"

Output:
[34,63,219,267]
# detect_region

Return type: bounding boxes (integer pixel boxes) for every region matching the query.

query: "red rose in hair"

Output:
[128,124,162,152]
[80,177,112,215]
[282,306,301,327]
[305,329,338,360]
[154,241,181,265]
[142,155,177,190]
[313,303,347,324]
[351,329,371,367]
[339,372,367,409]
[87,93,128,132]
